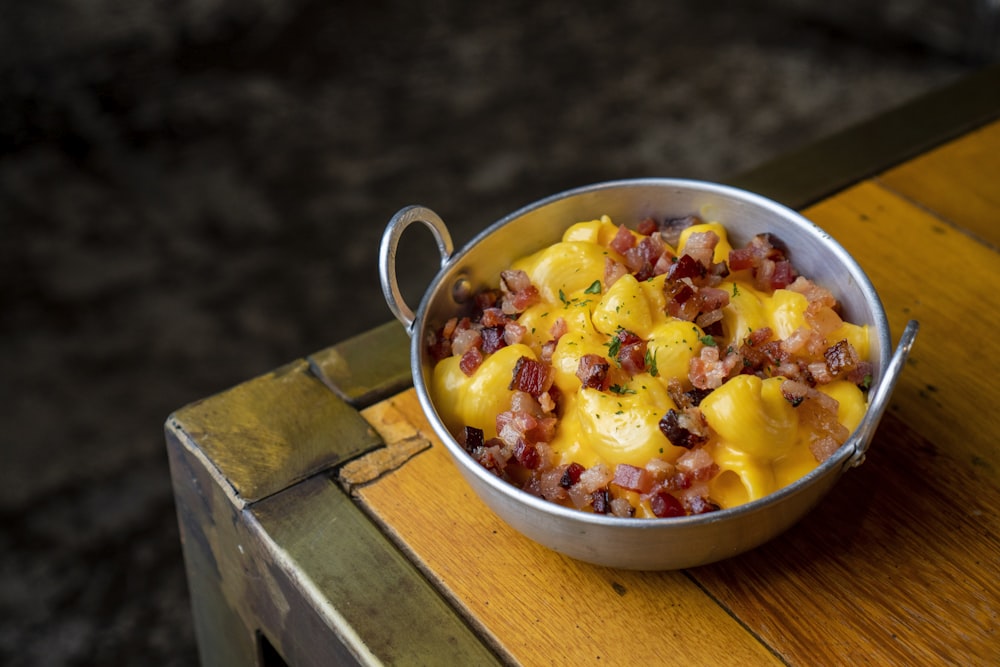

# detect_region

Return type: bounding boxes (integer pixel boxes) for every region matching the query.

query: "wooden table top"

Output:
[351,118,1000,665]
[167,66,1000,667]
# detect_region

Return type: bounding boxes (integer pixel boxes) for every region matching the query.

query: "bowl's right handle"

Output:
[379,205,454,336]
[845,319,920,469]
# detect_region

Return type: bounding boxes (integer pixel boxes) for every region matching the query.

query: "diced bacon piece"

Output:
[480,307,507,327]
[660,215,701,247]
[615,328,647,375]
[576,353,610,390]
[503,320,527,346]
[728,246,757,271]
[499,269,541,314]
[459,347,483,376]
[609,225,637,254]
[509,356,552,396]
[681,230,719,268]
[613,463,654,493]
[480,326,506,353]
[549,316,568,341]
[689,344,740,390]
[604,257,629,288]
[676,447,718,481]
[451,326,481,357]
[769,259,797,289]
[667,254,705,281]
[658,408,708,449]
[824,339,859,377]
[637,217,660,236]
[560,462,586,488]
[650,491,685,518]
[461,426,485,452]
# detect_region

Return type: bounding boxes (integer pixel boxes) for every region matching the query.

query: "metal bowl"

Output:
[379,178,917,570]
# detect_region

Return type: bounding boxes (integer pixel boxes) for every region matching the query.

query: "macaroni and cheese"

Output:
[427,214,872,518]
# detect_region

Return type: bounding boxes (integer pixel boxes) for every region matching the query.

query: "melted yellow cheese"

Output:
[431,216,872,511]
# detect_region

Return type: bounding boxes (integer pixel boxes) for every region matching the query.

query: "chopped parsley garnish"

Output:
[584,280,602,294]
[700,335,717,347]
[645,347,659,376]
[609,384,636,395]
[558,289,569,306]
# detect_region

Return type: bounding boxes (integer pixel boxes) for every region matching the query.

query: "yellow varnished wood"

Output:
[691,408,999,665]
[878,118,1000,248]
[359,390,781,667]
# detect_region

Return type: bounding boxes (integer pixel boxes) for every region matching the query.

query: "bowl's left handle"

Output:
[379,205,455,336]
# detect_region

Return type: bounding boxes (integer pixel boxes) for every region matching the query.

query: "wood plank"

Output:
[357,391,782,667]
[690,409,1000,665]
[878,119,1000,249]
[800,180,1000,473]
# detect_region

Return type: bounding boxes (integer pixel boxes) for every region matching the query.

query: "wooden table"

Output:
[165,65,1000,666]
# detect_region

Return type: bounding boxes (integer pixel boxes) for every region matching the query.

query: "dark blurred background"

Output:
[0,1,993,664]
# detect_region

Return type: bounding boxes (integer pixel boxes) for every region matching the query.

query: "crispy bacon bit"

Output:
[604,257,629,288]
[824,339,860,377]
[667,378,714,409]
[666,281,699,321]
[549,317,569,340]
[591,488,611,514]
[667,254,705,281]
[461,426,485,452]
[480,307,507,327]
[658,408,708,449]
[509,356,551,396]
[625,236,666,281]
[514,441,541,469]
[609,225,637,254]
[660,215,701,247]
[560,462,586,488]
[612,463,654,493]
[577,353,610,390]
[681,230,719,269]
[459,347,483,376]
[480,326,506,354]
[687,496,721,515]
[689,344,740,390]
[637,217,659,236]
[615,329,647,375]
[650,491,686,518]
[729,233,798,291]
[451,326,481,357]
[500,269,541,314]
[676,447,719,481]
[503,320,527,346]
[780,379,811,407]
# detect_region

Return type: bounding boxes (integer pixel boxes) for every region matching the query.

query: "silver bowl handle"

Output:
[379,205,454,335]
[845,319,920,469]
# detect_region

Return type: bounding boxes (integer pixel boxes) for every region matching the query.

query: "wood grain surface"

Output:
[352,119,1000,666]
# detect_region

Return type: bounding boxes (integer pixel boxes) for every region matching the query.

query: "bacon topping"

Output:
[508,356,551,396]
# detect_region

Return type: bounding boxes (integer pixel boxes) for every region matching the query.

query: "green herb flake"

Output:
[700,335,717,347]
[558,289,569,306]
[645,347,659,377]
[584,280,602,295]
[609,384,636,395]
